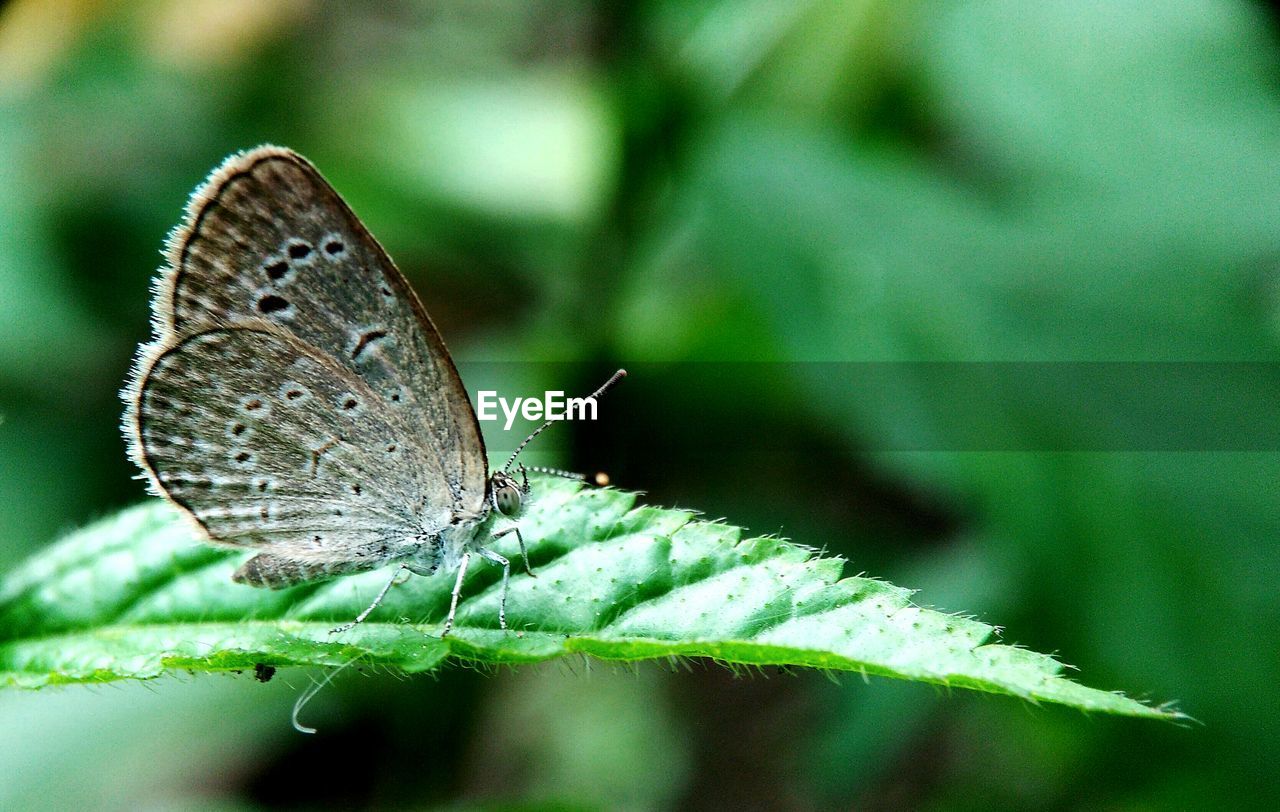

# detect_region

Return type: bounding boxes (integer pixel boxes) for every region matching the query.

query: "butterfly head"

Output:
[489,470,528,517]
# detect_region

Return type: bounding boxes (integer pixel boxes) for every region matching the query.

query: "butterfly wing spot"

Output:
[257,294,292,316]
[323,238,345,256]
[337,393,363,413]
[349,327,388,360]
[253,477,271,492]
[308,436,341,477]
[228,421,248,438]
[351,483,362,496]
[287,241,313,260]
[277,381,311,404]
[239,395,271,416]
[264,259,291,282]
[233,450,253,465]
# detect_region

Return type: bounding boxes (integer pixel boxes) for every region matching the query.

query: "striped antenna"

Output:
[523,465,586,482]
[502,369,627,473]
[519,466,611,487]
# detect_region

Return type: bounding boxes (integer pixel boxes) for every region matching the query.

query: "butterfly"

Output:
[123,145,624,636]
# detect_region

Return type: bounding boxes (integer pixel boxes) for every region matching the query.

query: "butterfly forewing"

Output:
[135,323,454,566]
[153,147,487,514]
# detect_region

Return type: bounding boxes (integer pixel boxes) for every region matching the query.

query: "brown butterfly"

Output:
[123,146,623,636]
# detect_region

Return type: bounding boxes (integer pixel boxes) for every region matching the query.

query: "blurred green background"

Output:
[2,0,1279,808]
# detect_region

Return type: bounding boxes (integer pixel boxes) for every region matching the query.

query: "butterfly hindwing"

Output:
[131,322,454,575]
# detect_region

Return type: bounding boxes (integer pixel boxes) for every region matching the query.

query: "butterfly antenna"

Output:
[503,369,627,473]
[522,465,587,482]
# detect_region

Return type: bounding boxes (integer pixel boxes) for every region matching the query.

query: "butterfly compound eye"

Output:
[495,483,522,516]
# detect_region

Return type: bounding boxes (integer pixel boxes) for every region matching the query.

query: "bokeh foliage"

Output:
[0,0,1277,808]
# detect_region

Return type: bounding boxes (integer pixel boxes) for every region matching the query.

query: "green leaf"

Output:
[0,475,1179,721]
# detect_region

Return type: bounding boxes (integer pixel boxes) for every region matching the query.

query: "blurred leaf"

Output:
[670,0,1280,733]
[467,667,691,809]
[337,71,617,225]
[0,677,296,810]
[0,476,1176,720]
[0,109,112,389]
[657,0,899,116]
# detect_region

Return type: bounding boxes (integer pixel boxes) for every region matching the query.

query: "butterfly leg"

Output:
[491,526,535,577]
[441,552,471,638]
[330,564,407,635]
[476,547,511,631]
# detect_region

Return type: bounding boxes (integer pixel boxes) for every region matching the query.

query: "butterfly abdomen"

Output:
[233,552,377,589]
